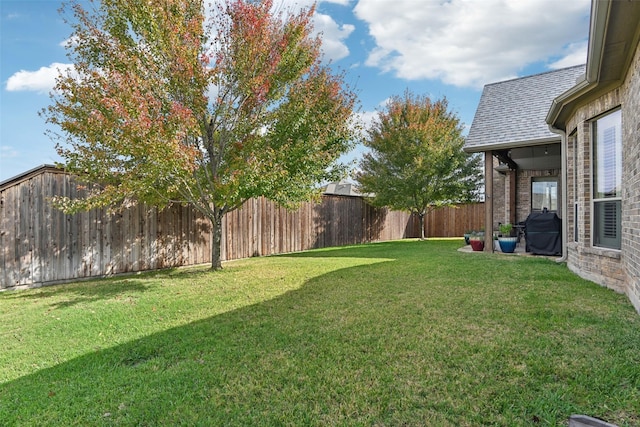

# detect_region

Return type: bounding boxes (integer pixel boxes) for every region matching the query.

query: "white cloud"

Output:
[354,0,590,88]
[206,1,355,65]
[277,0,351,9]
[274,1,355,63]
[322,0,351,5]
[548,41,588,69]
[313,13,355,61]
[358,109,379,130]
[5,63,74,94]
[1,145,19,159]
[59,35,79,48]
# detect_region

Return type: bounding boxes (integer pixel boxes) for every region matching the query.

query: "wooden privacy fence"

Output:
[0,166,483,289]
[423,203,486,238]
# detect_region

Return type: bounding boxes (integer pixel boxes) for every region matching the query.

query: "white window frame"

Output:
[531,177,558,212]
[591,108,622,250]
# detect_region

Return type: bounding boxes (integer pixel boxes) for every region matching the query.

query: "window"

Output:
[592,109,621,249]
[531,178,557,211]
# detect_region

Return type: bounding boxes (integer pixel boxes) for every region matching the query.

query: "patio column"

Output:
[484,151,494,252]
[509,169,517,226]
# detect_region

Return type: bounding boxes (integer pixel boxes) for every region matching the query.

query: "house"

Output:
[464,64,586,242]
[464,0,640,314]
[323,180,363,197]
[546,0,640,312]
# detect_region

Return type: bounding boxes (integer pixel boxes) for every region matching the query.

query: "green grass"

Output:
[1,240,639,426]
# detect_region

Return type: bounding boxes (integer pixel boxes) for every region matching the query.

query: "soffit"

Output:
[548,0,640,129]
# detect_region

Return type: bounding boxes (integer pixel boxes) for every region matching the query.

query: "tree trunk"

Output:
[210,211,224,270]
[419,212,426,240]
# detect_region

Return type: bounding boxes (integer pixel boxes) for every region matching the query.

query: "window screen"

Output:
[593,109,622,249]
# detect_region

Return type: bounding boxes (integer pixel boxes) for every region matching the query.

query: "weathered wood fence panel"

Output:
[424,203,485,238]
[2,168,428,289]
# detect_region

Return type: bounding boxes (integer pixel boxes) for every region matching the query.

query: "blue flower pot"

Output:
[498,237,517,253]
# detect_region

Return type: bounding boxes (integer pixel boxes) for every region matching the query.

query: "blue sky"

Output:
[1,0,591,182]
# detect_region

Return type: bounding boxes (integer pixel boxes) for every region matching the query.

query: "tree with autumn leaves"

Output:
[356,91,482,239]
[44,0,357,269]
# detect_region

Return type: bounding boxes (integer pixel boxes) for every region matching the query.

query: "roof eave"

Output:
[545,77,593,129]
[463,136,561,154]
[548,0,640,130]
[546,0,610,129]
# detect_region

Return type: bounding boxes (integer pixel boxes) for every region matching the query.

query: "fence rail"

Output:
[0,167,483,289]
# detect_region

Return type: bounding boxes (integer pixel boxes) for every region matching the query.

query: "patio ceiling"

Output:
[495,143,561,171]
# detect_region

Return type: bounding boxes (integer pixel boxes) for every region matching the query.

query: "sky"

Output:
[0,0,591,182]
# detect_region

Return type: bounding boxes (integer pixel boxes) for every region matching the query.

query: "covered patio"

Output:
[463,65,586,256]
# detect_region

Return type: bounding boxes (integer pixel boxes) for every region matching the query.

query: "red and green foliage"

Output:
[356,91,481,239]
[44,0,357,269]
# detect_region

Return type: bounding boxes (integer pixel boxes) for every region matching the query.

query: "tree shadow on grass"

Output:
[0,261,404,425]
[2,243,639,426]
[2,276,151,310]
[276,239,422,259]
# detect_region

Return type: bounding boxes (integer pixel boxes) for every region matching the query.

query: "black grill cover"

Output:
[525,211,562,255]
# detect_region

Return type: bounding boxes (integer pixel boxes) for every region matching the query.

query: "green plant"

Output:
[499,223,513,236]
[46,0,357,270]
[469,231,484,241]
[355,91,482,239]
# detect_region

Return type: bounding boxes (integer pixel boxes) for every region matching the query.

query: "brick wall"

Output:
[490,156,561,229]
[491,156,561,234]
[566,243,626,293]
[621,40,640,312]
[563,42,640,313]
[515,168,560,223]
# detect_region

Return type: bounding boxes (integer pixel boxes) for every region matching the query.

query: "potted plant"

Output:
[498,223,517,253]
[469,231,484,251]
[464,230,473,245]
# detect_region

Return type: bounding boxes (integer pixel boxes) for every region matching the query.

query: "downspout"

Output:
[549,125,568,263]
[484,150,494,253]
[543,0,612,264]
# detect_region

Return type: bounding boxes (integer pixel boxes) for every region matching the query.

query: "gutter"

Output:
[545,78,591,128]
[548,125,568,263]
[546,0,610,127]
[544,0,613,263]
[463,137,560,154]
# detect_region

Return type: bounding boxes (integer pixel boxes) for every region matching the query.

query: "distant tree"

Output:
[44,0,358,269]
[356,91,481,239]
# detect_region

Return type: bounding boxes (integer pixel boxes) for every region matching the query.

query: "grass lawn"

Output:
[1,239,639,426]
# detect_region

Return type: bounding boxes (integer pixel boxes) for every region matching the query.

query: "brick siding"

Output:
[564,40,640,313]
[516,168,561,223]
[621,40,640,312]
[491,158,561,229]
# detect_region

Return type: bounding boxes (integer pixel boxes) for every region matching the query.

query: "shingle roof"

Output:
[324,180,362,197]
[464,64,586,153]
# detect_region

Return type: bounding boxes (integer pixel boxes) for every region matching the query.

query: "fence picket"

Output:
[1,167,482,289]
